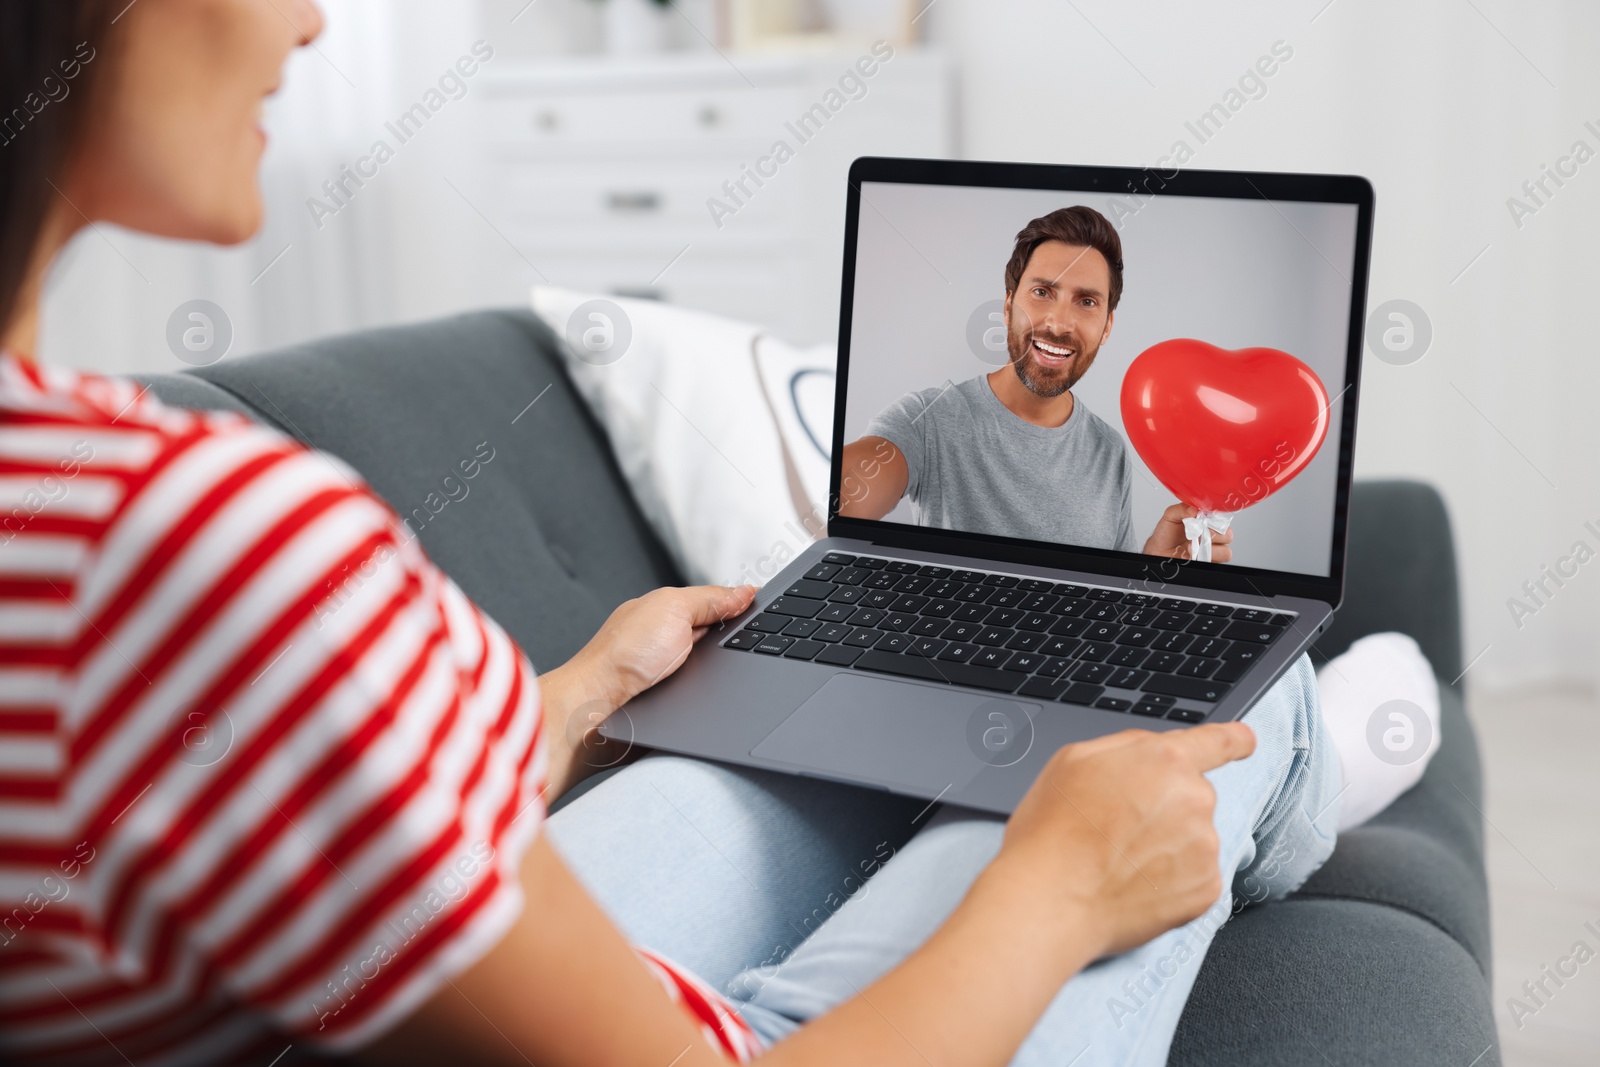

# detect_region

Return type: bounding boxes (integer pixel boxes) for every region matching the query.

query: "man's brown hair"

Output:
[1003,205,1124,311]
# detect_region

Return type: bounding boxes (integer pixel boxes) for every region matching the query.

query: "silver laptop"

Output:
[603,157,1374,815]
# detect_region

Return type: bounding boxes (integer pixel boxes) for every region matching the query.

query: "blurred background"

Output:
[34,3,1600,1060]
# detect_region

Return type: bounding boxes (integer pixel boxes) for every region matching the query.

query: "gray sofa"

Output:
[139,308,1499,1066]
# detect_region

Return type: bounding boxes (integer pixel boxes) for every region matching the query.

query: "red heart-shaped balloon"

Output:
[1120,339,1331,513]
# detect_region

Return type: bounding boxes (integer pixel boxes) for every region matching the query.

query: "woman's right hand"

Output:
[992,722,1256,960]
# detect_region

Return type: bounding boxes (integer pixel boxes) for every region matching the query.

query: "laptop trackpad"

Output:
[751,673,1040,796]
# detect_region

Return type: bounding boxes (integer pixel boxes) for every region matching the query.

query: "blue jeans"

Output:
[546,654,1340,1067]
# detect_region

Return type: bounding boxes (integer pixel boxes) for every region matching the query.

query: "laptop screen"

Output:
[832,163,1368,591]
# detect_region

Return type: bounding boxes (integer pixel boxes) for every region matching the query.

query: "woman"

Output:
[0,2,1340,1065]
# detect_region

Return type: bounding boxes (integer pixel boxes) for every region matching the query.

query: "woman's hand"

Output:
[539,584,756,797]
[984,722,1256,962]
[1143,503,1234,563]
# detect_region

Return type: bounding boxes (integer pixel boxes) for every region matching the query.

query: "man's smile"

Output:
[1030,336,1076,368]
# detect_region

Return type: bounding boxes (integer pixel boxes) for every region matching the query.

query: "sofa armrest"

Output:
[1310,480,1463,682]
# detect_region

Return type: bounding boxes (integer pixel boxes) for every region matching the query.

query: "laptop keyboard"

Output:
[720,552,1294,725]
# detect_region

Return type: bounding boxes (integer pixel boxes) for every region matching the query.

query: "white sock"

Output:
[1314,633,1442,832]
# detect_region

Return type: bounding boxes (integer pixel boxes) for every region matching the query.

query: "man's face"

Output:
[1004,241,1116,399]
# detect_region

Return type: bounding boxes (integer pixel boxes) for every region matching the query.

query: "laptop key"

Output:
[911,617,949,637]
[852,650,1026,692]
[892,594,930,613]
[1109,668,1150,689]
[1036,656,1074,677]
[754,635,795,655]
[724,630,762,650]
[1052,598,1091,617]
[1053,583,1088,598]
[835,566,870,585]
[924,599,959,618]
[1004,631,1045,652]
[972,648,1013,669]
[894,575,932,594]
[939,621,978,642]
[1008,652,1044,673]
[1108,646,1147,667]
[803,563,841,582]
[1018,578,1054,592]
[746,613,789,633]
[937,643,978,663]
[983,574,1020,587]
[1072,662,1114,684]
[821,552,857,565]
[953,569,986,583]
[1131,700,1167,717]
[1115,627,1156,647]
[927,580,964,599]
[975,627,1013,646]
[854,556,887,569]
[1177,657,1220,678]
[1084,603,1122,622]
[857,590,897,610]
[1018,677,1067,700]
[1040,636,1083,657]
[1077,641,1114,662]
[1154,611,1191,631]
[1185,615,1228,637]
[815,643,863,666]
[1152,631,1193,653]
[917,565,953,578]
[784,640,825,661]
[880,613,916,632]
[1213,659,1252,683]
[1232,608,1272,623]
[1087,588,1123,601]
[1159,598,1196,612]
[987,589,1024,608]
[1096,697,1132,712]
[988,607,1025,627]
[1085,622,1122,642]
[909,638,946,658]
[1194,602,1232,617]
[865,572,900,589]
[1145,652,1183,673]
[1188,636,1228,659]
[1143,675,1231,702]
[843,627,883,648]
[786,579,837,600]
[1020,593,1059,613]
[768,596,826,618]
[1120,608,1160,627]
[781,618,822,638]
[1222,621,1285,644]
[1268,613,1295,627]
[1048,616,1090,637]
[826,586,865,605]
[887,561,920,573]
[875,633,914,653]
[956,585,991,603]
[1059,683,1105,705]
[1018,612,1055,632]
[818,604,855,624]
[1167,707,1209,724]
[816,623,852,643]
[848,607,886,627]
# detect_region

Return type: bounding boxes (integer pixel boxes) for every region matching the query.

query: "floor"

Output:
[1467,682,1600,1066]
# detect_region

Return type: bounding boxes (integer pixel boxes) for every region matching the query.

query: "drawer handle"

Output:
[606,191,662,213]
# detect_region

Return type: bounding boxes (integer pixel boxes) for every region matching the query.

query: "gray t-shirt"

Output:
[865,374,1138,552]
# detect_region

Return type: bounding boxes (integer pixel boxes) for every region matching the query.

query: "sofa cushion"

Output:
[139,309,684,670]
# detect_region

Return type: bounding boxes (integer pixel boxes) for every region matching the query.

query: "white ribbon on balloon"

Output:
[1182,510,1235,563]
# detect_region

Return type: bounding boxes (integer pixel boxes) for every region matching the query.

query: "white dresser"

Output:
[478,48,953,345]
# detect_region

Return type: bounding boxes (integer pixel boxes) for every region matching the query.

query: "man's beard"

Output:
[1005,319,1098,399]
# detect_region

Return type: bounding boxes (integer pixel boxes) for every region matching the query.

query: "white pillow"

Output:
[529,286,835,587]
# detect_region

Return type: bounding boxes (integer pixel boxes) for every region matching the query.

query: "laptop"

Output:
[602,156,1374,815]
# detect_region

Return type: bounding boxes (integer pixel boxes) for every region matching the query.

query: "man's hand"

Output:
[539,584,756,796]
[989,722,1256,961]
[1143,502,1234,563]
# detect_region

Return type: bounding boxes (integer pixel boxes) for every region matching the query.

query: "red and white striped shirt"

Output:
[0,355,758,1065]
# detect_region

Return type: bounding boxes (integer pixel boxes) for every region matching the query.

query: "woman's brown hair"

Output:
[0,0,117,342]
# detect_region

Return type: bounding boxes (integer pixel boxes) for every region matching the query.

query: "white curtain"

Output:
[39,0,504,376]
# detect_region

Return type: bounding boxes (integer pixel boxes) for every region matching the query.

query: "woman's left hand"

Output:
[539,584,757,797]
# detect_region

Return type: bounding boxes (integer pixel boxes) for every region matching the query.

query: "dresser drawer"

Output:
[481,83,807,153]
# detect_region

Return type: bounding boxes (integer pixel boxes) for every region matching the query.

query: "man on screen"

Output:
[839,205,1233,562]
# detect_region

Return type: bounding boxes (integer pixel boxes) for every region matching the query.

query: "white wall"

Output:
[919,0,1600,692]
